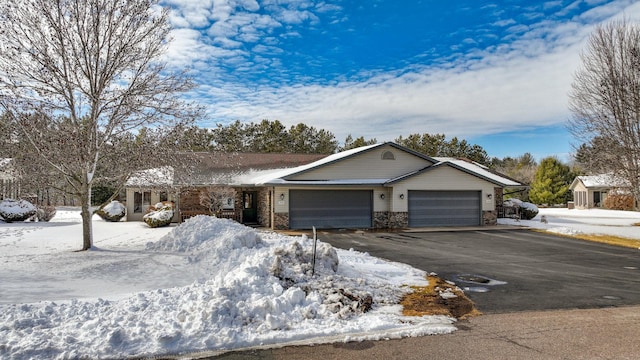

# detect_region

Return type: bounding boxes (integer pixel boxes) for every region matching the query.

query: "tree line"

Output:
[1,111,585,207]
[162,119,493,164]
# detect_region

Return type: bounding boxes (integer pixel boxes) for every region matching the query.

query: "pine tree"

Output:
[529,157,573,205]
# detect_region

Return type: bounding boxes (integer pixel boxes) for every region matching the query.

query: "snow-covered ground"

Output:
[2,206,639,359]
[499,207,640,241]
[0,209,454,359]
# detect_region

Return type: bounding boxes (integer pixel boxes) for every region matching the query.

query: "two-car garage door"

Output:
[408,190,481,227]
[289,190,372,229]
[288,189,481,229]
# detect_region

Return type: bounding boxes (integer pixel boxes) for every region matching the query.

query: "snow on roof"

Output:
[125,166,174,187]
[124,144,522,188]
[433,158,522,187]
[250,146,523,187]
[262,178,391,186]
[577,174,629,188]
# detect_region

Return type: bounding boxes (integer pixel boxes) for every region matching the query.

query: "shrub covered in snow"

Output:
[36,206,57,222]
[143,201,174,228]
[0,199,37,222]
[504,198,539,220]
[96,200,126,222]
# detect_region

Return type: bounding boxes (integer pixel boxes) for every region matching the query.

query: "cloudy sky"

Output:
[159,0,640,160]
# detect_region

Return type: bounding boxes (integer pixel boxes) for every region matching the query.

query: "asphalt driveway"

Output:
[315,228,640,313]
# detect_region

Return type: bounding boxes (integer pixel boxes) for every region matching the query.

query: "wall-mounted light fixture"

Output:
[487,193,492,199]
[399,194,405,199]
[379,193,385,200]
[279,193,285,201]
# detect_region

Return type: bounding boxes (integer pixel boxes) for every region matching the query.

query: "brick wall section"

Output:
[373,211,408,229]
[483,210,497,225]
[257,188,271,227]
[389,212,409,228]
[273,213,289,230]
[233,190,243,222]
[373,212,388,228]
[179,188,209,214]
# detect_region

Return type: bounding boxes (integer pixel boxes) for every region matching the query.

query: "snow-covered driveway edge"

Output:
[160,319,456,359]
[498,207,640,241]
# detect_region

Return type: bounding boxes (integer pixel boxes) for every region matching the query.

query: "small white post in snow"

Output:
[312,226,318,276]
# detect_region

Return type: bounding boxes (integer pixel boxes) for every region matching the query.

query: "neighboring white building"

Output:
[570,174,630,209]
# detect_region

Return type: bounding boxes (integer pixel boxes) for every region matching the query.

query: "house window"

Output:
[159,191,168,202]
[134,191,151,213]
[381,151,395,160]
[244,192,254,209]
[577,191,587,207]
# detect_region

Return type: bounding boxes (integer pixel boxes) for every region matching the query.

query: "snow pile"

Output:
[148,215,261,253]
[0,215,455,359]
[146,215,263,272]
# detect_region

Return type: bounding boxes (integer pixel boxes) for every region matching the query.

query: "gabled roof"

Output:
[252,143,522,187]
[126,144,523,189]
[252,142,437,185]
[570,174,629,190]
[127,152,328,187]
[257,142,436,183]
[386,157,523,187]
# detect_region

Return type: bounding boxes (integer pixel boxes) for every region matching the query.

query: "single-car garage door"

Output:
[409,190,481,227]
[289,190,372,229]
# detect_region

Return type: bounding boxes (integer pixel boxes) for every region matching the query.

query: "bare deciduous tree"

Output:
[0,0,199,250]
[199,186,235,216]
[568,18,640,209]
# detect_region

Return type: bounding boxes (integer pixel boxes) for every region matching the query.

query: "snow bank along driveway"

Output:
[0,210,455,359]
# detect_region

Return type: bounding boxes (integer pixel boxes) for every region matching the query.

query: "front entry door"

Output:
[242,191,258,224]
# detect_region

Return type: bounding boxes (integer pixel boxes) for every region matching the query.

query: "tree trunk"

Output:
[80,187,93,251]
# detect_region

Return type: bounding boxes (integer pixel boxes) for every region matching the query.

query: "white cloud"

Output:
[197,1,640,143]
[203,42,580,141]
[165,0,640,147]
[492,19,516,27]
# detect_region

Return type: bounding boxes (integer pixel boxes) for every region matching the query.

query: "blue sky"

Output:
[160,0,640,161]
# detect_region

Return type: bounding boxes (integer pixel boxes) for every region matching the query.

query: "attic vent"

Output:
[382,151,395,160]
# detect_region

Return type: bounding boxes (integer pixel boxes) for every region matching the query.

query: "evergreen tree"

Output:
[395,133,489,165]
[340,134,377,151]
[529,157,573,205]
[288,123,338,154]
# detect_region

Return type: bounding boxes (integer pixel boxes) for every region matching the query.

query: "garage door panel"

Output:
[289,190,372,229]
[409,190,481,227]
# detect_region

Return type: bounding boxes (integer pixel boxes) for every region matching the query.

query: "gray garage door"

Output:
[408,190,481,227]
[289,190,372,229]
